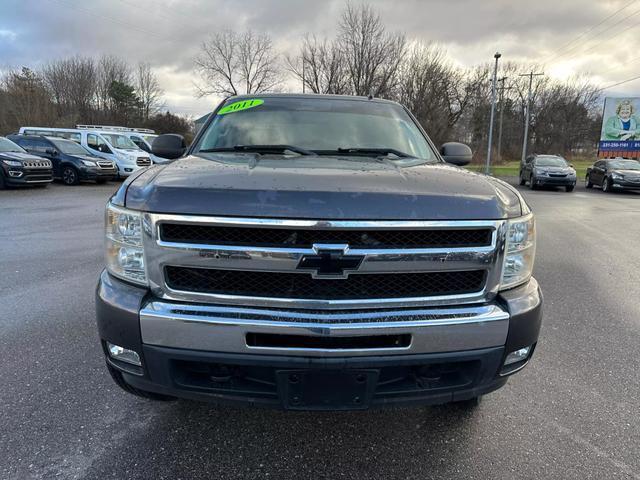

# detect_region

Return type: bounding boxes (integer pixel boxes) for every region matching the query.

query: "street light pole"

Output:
[519,71,544,164]
[496,76,510,162]
[485,52,501,175]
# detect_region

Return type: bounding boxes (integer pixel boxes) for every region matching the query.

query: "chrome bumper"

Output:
[140,301,510,357]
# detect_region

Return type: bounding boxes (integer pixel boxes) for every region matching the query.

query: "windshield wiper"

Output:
[200,144,315,156]
[316,147,413,158]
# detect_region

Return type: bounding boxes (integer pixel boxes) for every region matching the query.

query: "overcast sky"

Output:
[1,0,638,118]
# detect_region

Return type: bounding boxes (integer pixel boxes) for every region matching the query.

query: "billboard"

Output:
[599,97,640,158]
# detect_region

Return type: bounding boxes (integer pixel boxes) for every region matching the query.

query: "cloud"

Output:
[0,0,638,115]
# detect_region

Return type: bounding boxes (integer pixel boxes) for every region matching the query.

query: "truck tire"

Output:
[454,395,482,410]
[106,363,176,401]
[585,175,593,188]
[62,166,80,186]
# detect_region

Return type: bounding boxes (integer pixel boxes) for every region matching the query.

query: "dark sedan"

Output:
[519,154,577,192]
[9,135,117,185]
[0,136,53,189]
[586,158,640,192]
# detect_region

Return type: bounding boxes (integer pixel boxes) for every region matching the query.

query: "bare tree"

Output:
[42,56,96,120]
[287,35,350,94]
[96,55,132,112]
[136,62,164,120]
[195,30,282,97]
[338,3,406,97]
[0,67,56,132]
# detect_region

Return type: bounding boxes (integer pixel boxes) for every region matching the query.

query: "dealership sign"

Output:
[599,97,640,158]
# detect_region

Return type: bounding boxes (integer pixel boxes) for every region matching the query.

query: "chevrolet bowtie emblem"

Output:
[296,244,364,279]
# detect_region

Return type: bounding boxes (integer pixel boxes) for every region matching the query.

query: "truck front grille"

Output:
[164,266,486,300]
[136,157,151,166]
[159,224,493,249]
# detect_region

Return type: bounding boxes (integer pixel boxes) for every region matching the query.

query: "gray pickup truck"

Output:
[96,94,542,410]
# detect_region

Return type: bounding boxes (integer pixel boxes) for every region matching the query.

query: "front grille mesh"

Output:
[165,266,486,300]
[160,224,493,249]
[136,157,151,166]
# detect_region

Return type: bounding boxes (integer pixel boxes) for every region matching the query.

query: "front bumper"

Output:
[96,271,542,409]
[79,166,117,181]
[1,164,53,186]
[612,178,640,190]
[534,175,576,186]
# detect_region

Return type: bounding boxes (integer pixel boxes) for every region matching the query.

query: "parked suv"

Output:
[519,154,576,191]
[0,136,53,189]
[586,158,640,192]
[19,126,152,177]
[96,94,542,411]
[9,135,117,185]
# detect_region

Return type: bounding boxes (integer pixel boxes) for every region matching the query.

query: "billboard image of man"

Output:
[603,99,639,140]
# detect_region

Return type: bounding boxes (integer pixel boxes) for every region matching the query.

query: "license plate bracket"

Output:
[277,369,379,411]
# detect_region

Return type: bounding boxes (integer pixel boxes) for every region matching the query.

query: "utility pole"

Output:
[519,71,544,164]
[302,59,306,93]
[496,77,512,162]
[485,52,501,175]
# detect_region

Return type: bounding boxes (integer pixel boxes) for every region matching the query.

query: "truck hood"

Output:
[123,154,524,220]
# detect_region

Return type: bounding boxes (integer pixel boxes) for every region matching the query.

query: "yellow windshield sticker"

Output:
[218,99,264,115]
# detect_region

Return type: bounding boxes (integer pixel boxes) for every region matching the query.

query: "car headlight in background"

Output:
[81,160,97,167]
[2,159,22,167]
[105,203,147,285]
[501,214,536,290]
[535,169,548,176]
[611,172,623,180]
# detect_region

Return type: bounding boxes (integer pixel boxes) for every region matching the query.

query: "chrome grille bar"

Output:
[143,214,507,310]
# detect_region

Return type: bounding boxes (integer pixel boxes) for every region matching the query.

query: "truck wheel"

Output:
[602,176,611,193]
[62,166,80,186]
[454,395,482,410]
[585,175,593,188]
[565,185,574,192]
[106,363,176,401]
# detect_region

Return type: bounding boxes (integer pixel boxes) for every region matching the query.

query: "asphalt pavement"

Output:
[1,180,639,480]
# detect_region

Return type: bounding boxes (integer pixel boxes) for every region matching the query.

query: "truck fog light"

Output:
[107,342,142,366]
[504,346,531,366]
[117,247,144,270]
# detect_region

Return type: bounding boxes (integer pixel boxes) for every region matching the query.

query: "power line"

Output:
[559,11,640,64]
[546,4,640,64]
[597,73,640,92]
[543,0,637,63]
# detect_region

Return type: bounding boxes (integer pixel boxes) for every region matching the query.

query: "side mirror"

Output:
[138,143,151,153]
[440,142,472,166]
[569,164,575,168]
[152,134,186,160]
[46,148,57,156]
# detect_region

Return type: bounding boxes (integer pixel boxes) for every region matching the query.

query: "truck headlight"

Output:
[2,160,22,167]
[501,214,536,290]
[105,203,147,285]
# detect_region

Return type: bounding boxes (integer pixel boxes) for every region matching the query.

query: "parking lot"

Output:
[1,181,639,480]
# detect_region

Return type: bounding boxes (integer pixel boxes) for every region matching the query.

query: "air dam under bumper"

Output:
[96,271,542,409]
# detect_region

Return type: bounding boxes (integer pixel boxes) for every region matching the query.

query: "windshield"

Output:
[101,134,139,150]
[50,138,92,156]
[535,156,568,167]
[609,160,640,170]
[194,97,435,160]
[0,137,26,153]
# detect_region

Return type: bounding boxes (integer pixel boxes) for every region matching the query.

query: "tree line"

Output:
[0,56,193,139]
[195,3,603,161]
[1,3,603,160]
